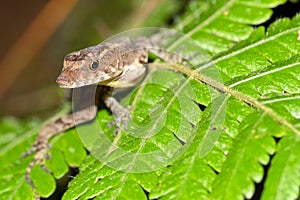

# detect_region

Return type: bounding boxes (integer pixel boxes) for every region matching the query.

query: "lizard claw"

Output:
[22,145,38,158]
[41,162,51,174]
[22,142,51,158]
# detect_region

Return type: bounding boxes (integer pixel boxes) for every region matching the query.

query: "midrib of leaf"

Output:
[157,62,300,136]
[220,113,266,198]
[156,17,300,138]
[111,172,129,200]
[262,94,300,105]
[229,61,300,87]
[198,26,300,72]
[171,0,235,49]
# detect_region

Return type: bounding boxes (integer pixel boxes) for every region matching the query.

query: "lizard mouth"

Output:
[56,69,85,88]
[56,73,98,88]
[56,74,74,88]
[56,67,125,88]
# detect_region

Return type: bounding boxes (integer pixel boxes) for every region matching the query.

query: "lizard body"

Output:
[24,36,186,196]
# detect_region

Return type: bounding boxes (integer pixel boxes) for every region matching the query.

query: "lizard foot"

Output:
[108,106,132,135]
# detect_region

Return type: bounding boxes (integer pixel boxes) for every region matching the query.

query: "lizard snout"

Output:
[56,74,72,88]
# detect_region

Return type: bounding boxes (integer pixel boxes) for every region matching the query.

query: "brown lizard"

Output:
[23,36,187,196]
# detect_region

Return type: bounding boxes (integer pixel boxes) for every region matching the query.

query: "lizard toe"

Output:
[108,107,132,135]
[22,143,38,158]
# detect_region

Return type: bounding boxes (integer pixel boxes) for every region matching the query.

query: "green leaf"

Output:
[0,157,35,200]
[150,113,217,200]
[210,113,277,200]
[45,148,69,179]
[206,16,300,82]
[149,8,300,200]
[30,165,56,198]
[0,107,71,198]
[52,129,87,167]
[176,0,286,54]
[0,117,39,171]
[2,1,300,200]
[62,156,157,200]
[261,135,300,200]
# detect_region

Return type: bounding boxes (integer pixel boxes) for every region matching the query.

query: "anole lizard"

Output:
[23,36,187,195]
[23,30,300,200]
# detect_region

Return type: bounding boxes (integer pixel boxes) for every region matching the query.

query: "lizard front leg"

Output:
[101,87,132,135]
[24,105,97,189]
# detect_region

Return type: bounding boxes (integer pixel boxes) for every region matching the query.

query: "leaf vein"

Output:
[230,61,300,88]
[198,27,300,72]
[171,0,236,49]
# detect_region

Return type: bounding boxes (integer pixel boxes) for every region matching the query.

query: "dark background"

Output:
[0,0,184,117]
[0,0,299,118]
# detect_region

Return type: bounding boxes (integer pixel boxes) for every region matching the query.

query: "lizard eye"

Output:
[89,61,99,70]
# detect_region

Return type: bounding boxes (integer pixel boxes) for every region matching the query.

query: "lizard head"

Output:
[56,44,124,88]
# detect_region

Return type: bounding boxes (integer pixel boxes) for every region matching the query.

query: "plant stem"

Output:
[157,63,300,136]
